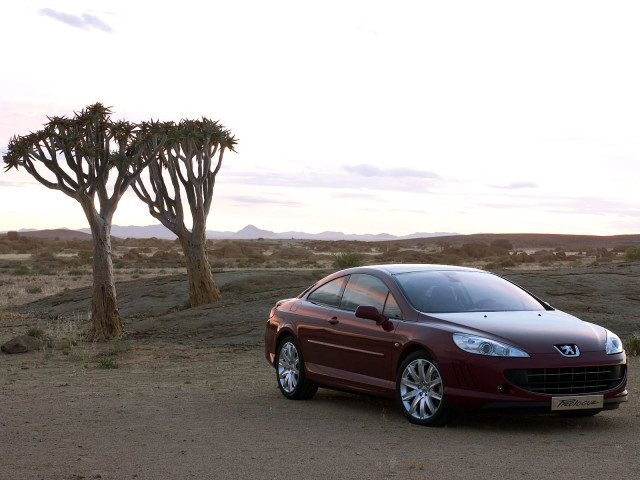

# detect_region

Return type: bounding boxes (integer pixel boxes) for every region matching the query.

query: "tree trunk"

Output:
[179,234,221,306]
[84,209,122,341]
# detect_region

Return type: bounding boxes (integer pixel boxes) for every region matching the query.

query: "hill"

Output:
[8,225,639,249]
[14,228,93,241]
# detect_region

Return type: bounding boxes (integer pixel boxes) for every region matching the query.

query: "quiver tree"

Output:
[3,103,167,340]
[132,118,237,306]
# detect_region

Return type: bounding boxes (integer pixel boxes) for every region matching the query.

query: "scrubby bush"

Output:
[624,246,640,262]
[460,243,493,258]
[484,256,516,270]
[442,242,509,259]
[530,250,557,264]
[333,251,364,268]
[35,251,55,260]
[77,250,93,264]
[586,247,613,258]
[491,239,513,251]
[12,265,30,275]
[97,357,118,369]
[27,326,45,337]
[376,249,433,264]
[210,260,227,269]
[511,252,534,263]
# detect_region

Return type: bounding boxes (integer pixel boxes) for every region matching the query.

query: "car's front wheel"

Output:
[276,336,318,400]
[396,351,450,426]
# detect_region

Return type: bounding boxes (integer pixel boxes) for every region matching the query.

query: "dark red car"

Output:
[264,264,628,426]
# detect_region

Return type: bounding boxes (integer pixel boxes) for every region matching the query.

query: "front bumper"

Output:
[478,390,628,414]
[441,350,628,412]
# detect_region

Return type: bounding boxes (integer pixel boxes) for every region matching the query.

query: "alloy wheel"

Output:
[277,341,299,394]
[399,358,444,420]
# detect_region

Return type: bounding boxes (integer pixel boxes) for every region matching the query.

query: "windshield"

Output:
[394,270,546,313]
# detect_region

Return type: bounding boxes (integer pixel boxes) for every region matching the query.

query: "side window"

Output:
[341,274,389,313]
[383,293,403,319]
[307,276,349,307]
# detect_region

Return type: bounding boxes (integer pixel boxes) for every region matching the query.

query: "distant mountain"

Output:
[107,224,177,239]
[73,224,458,241]
[7,227,640,250]
[15,228,93,241]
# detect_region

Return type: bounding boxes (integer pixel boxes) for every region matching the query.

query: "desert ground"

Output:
[1,232,639,479]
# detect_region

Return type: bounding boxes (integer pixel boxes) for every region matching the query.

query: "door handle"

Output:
[328,317,339,325]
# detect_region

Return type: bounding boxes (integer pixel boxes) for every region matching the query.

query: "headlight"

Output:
[605,329,623,354]
[453,333,530,357]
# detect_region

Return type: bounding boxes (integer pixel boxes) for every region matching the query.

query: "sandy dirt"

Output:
[1,266,639,479]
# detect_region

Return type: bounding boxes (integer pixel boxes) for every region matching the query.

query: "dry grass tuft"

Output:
[624,334,640,356]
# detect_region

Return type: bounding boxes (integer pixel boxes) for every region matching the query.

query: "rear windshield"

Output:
[394,270,545,313]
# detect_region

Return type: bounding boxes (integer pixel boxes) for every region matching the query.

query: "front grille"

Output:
[504,365,626,395]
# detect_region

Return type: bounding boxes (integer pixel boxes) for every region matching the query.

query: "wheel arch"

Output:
[396,342,436,373]
[273,327,297,366]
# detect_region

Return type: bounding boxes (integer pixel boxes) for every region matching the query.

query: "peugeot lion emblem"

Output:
[554,344,580,357]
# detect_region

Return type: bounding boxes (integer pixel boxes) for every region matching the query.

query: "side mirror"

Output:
[355,306,393,332]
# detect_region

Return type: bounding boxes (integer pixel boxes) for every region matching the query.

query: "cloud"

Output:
[491,182,538,190]
[343,164,440,179]
[0,179,29,188]
[223,167,439,194]
[39,8,113,32]
[332,192,381,201]
[478,195,635,217]
[224,169,359,190]
[227,195,304,207]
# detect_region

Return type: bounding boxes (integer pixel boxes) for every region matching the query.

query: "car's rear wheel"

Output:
[276,336,317,400]
[397,351,450,426]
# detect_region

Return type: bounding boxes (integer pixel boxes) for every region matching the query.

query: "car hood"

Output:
[422,310,607,354]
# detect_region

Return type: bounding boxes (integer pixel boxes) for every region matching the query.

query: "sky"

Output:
[1,0,639,236]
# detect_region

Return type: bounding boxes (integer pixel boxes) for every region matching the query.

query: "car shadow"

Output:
[304,389,626,433]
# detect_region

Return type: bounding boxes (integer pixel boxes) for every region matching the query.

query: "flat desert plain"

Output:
[1,256,639,479]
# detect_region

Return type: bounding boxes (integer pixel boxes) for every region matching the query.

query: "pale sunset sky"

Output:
[1,1,639,236]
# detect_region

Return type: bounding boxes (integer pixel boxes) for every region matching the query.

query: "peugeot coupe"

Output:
[264,264,627,426]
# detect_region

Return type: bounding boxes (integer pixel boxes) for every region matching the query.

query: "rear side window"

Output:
[307,276,349,307]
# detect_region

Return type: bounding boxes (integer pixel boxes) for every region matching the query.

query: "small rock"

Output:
[1,335,44,354]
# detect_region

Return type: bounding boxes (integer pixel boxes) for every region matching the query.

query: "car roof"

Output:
[345,264,484,275]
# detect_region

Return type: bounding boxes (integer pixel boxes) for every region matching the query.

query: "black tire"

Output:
[275,336,318,400]
[396,351,450,426]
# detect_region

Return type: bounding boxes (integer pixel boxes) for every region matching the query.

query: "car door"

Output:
[295,275,349,369]
[319,274,402,390]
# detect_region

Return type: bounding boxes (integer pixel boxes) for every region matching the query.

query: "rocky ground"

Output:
[1,264,639,479]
